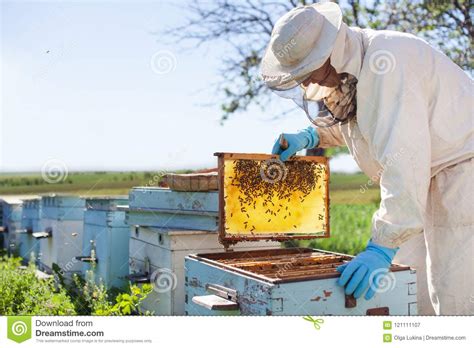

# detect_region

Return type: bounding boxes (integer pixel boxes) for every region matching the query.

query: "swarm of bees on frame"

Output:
[225,159,326,232]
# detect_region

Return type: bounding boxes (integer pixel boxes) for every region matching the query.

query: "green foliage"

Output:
[64,269,152,316]
[94,283,153,316]
[67,271,109,315]
[324,146,350,157]
[0,256,153,316]
[0,257,76,315]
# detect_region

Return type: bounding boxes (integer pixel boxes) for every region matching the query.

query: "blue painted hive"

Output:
[127,187,219,231]
[37,194,85,275]
[77,196,129,289]
[0,197,24,254]
[19,198,42,262]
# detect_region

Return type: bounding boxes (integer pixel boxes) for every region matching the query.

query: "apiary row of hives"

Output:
[0,153,417,315]
[0,195,130,287]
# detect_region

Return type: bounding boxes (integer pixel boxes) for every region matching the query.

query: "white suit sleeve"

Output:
[357,40,432,248]
[316,124,345,148]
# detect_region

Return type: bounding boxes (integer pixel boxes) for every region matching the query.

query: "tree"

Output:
[166,0,472,123]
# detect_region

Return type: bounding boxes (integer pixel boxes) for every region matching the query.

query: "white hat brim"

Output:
[261,2,342,89]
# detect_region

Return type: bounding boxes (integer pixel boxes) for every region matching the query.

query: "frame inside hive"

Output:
[215,153,330,247]
[190,248,411,284]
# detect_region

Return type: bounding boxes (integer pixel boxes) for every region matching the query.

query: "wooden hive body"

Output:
[186,248,417,315]
[0,198,24,252]
[19,198,42,262]
[38,195,85,275]
[79,197,130,289]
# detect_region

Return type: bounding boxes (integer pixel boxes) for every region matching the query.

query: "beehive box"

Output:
[0,197,24,253]
[127,187,219,230]
[19,198,42,262]
[185,153,417,316]
[37,195,85,275]
[77,196,129,289]
[126,187,279,315]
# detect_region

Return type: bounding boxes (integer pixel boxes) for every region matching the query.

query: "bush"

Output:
[0,256,153,316]
[53,259,153,316]
[0,256,76,315]
[69,270,153,316]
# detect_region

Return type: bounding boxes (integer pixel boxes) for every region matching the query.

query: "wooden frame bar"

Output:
[214,152,330,248]
[188,248,411,284]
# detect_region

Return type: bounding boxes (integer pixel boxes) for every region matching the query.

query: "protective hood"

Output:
[271,23,366,127]
[305,23,365,100]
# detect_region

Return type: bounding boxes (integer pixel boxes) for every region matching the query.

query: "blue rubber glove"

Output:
[271,126,319,161]
[337,240,399,300]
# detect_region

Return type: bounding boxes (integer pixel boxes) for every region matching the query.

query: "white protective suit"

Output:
[316,23,473,315]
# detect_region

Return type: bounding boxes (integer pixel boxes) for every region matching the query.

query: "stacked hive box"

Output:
[126,187,279,315]
[0,197,24,254]
[38,195,85,275]
[77,196,129,289]
[19,198,42,262]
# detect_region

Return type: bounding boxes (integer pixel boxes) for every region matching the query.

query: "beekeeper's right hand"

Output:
[336,240,399,300]
[271,126,319,161]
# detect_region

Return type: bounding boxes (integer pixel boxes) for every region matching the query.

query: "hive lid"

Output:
[214,153,330,248]
[84,196,129,211]
[163,172,218,192]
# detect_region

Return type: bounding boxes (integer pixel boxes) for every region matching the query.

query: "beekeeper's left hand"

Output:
[336,240,399,300]
[271,126,319,161]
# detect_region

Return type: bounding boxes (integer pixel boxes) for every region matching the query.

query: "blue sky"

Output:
[0,0,358,173]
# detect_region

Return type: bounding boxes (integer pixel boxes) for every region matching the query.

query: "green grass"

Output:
[329,172,373,190]
[330,188,380,205]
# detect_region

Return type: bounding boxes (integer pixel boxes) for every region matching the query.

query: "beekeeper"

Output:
[261,2,473,315]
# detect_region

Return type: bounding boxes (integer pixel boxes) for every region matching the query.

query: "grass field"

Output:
[0,171,380,255]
